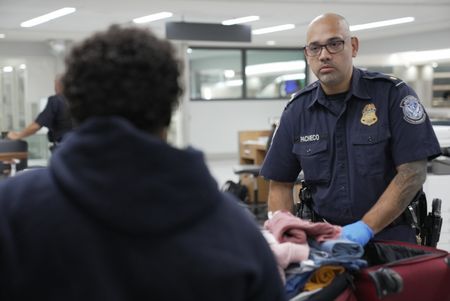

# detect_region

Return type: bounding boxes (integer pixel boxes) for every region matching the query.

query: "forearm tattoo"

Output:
[393,160,427,208]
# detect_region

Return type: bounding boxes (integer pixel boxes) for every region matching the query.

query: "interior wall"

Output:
[186,99,286,157]
[358,28,450,56]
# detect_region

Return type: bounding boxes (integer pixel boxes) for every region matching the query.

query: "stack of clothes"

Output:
[262,211,367,300]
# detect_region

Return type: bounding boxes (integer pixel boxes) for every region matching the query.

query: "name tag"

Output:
[300,134,320,142]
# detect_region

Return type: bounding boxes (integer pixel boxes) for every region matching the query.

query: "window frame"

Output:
[188,46,308,101]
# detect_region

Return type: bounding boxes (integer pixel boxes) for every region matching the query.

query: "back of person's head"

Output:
[62,25,182,133]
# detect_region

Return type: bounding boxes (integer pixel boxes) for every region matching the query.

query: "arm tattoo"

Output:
[393,160,427,208]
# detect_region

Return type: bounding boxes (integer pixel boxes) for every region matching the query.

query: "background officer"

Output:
[260,13,441,246]
[7,75,73,150]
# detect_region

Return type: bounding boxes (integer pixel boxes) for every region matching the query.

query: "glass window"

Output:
[188,47,307,100]
[432,63,450,104]
[188,48,242,100]
[246,49,306,98]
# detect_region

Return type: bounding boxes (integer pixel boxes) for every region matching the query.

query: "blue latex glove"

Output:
[341,220,374,246]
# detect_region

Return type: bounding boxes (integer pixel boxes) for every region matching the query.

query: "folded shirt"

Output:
[264,211,341,244]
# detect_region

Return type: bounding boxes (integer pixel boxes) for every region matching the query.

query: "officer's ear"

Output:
[350,36,359,58]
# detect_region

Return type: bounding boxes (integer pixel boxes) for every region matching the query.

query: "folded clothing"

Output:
[303,265,345,291]
[264,211,341,243]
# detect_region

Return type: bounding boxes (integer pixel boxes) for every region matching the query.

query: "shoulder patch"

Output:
[284,81,318,110]
[400,95,426,124]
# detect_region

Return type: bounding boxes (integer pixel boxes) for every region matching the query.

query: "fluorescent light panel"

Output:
[350,17,414,32]
[133,12,173,24]
[252,24,295,35]
[275,73,306,83]
[246,60,305,76]
[222,16,259,25]
[0,34,5,39]
[21,7,76,28]
[389,48,450,65]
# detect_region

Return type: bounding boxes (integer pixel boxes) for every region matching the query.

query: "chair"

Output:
[0,139,28,177]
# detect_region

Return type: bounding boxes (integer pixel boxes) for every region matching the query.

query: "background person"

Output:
[7,75,73,151]
[260,13,441,246]
[0,25,286,301]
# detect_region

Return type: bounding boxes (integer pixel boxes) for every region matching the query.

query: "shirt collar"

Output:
[307,67,372,110]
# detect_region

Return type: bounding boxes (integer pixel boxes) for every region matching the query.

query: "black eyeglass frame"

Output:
[302,38,351,57]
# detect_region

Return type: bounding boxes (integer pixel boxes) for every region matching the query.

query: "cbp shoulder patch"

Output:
[400,95,425,124]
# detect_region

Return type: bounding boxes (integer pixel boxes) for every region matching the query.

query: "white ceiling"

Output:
[1,0,450,48]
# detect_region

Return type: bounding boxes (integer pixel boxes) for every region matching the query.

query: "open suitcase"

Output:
[306,240,450,301]
[354,240,450,301]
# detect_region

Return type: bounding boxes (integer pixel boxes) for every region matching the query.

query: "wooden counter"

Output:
[238,130,271,204]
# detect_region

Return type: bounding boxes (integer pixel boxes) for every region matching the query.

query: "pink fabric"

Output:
[270,242,310,269]
[261,230,309,284]
[264,211,342,243]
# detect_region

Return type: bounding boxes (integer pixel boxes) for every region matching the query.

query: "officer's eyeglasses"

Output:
[303,39,346,57]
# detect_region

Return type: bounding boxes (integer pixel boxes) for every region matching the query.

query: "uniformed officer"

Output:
[7,75,73,151]
[260,13,441,245]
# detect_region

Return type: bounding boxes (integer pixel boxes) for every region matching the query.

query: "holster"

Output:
[296,181,321,222]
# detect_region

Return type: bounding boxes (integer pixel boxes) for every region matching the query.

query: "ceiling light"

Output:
[133,12,173,24]
[0,34,5,39]
[20,7,76,28]
[389,48,450,65]
[224,79,243,87]
[275,73,306,84]
[252,24,295,35]
[266,40,276,46]
[222,16,259,25]
[350,17,414,32]
[224,70,235,78]
[246,60,305,76]
[3,66,13,73]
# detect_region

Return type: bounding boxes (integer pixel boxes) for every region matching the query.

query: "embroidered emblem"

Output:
[400,95,425,124]
[361,103,378,126]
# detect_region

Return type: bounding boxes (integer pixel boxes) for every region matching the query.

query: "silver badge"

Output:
[400,95,425,124]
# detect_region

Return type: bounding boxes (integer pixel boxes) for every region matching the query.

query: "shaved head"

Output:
[307,13,351,44]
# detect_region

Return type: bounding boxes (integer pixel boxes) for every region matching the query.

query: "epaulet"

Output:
[285,81,318,109]
[362,71,405,87]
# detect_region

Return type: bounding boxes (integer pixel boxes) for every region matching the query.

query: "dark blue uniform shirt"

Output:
[35,94,73,143]
[261,68,441,226]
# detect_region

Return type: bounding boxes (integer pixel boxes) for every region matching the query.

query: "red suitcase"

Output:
[351,240,450,301]
[303,240,450,301]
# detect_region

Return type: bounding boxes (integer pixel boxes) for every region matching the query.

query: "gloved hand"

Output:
[341,220,374,246]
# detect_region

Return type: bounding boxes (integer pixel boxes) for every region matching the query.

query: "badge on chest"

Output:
[361,103,378,126]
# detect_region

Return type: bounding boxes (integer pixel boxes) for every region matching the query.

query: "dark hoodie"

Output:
[0,117,286,301]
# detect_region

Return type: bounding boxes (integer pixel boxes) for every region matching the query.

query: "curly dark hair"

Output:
[62,25,182,132]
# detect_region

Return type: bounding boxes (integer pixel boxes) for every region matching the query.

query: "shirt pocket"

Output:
[352,131,391,176]
[293,140,330,184]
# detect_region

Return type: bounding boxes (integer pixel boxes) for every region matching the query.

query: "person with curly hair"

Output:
[0,25,286,301]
